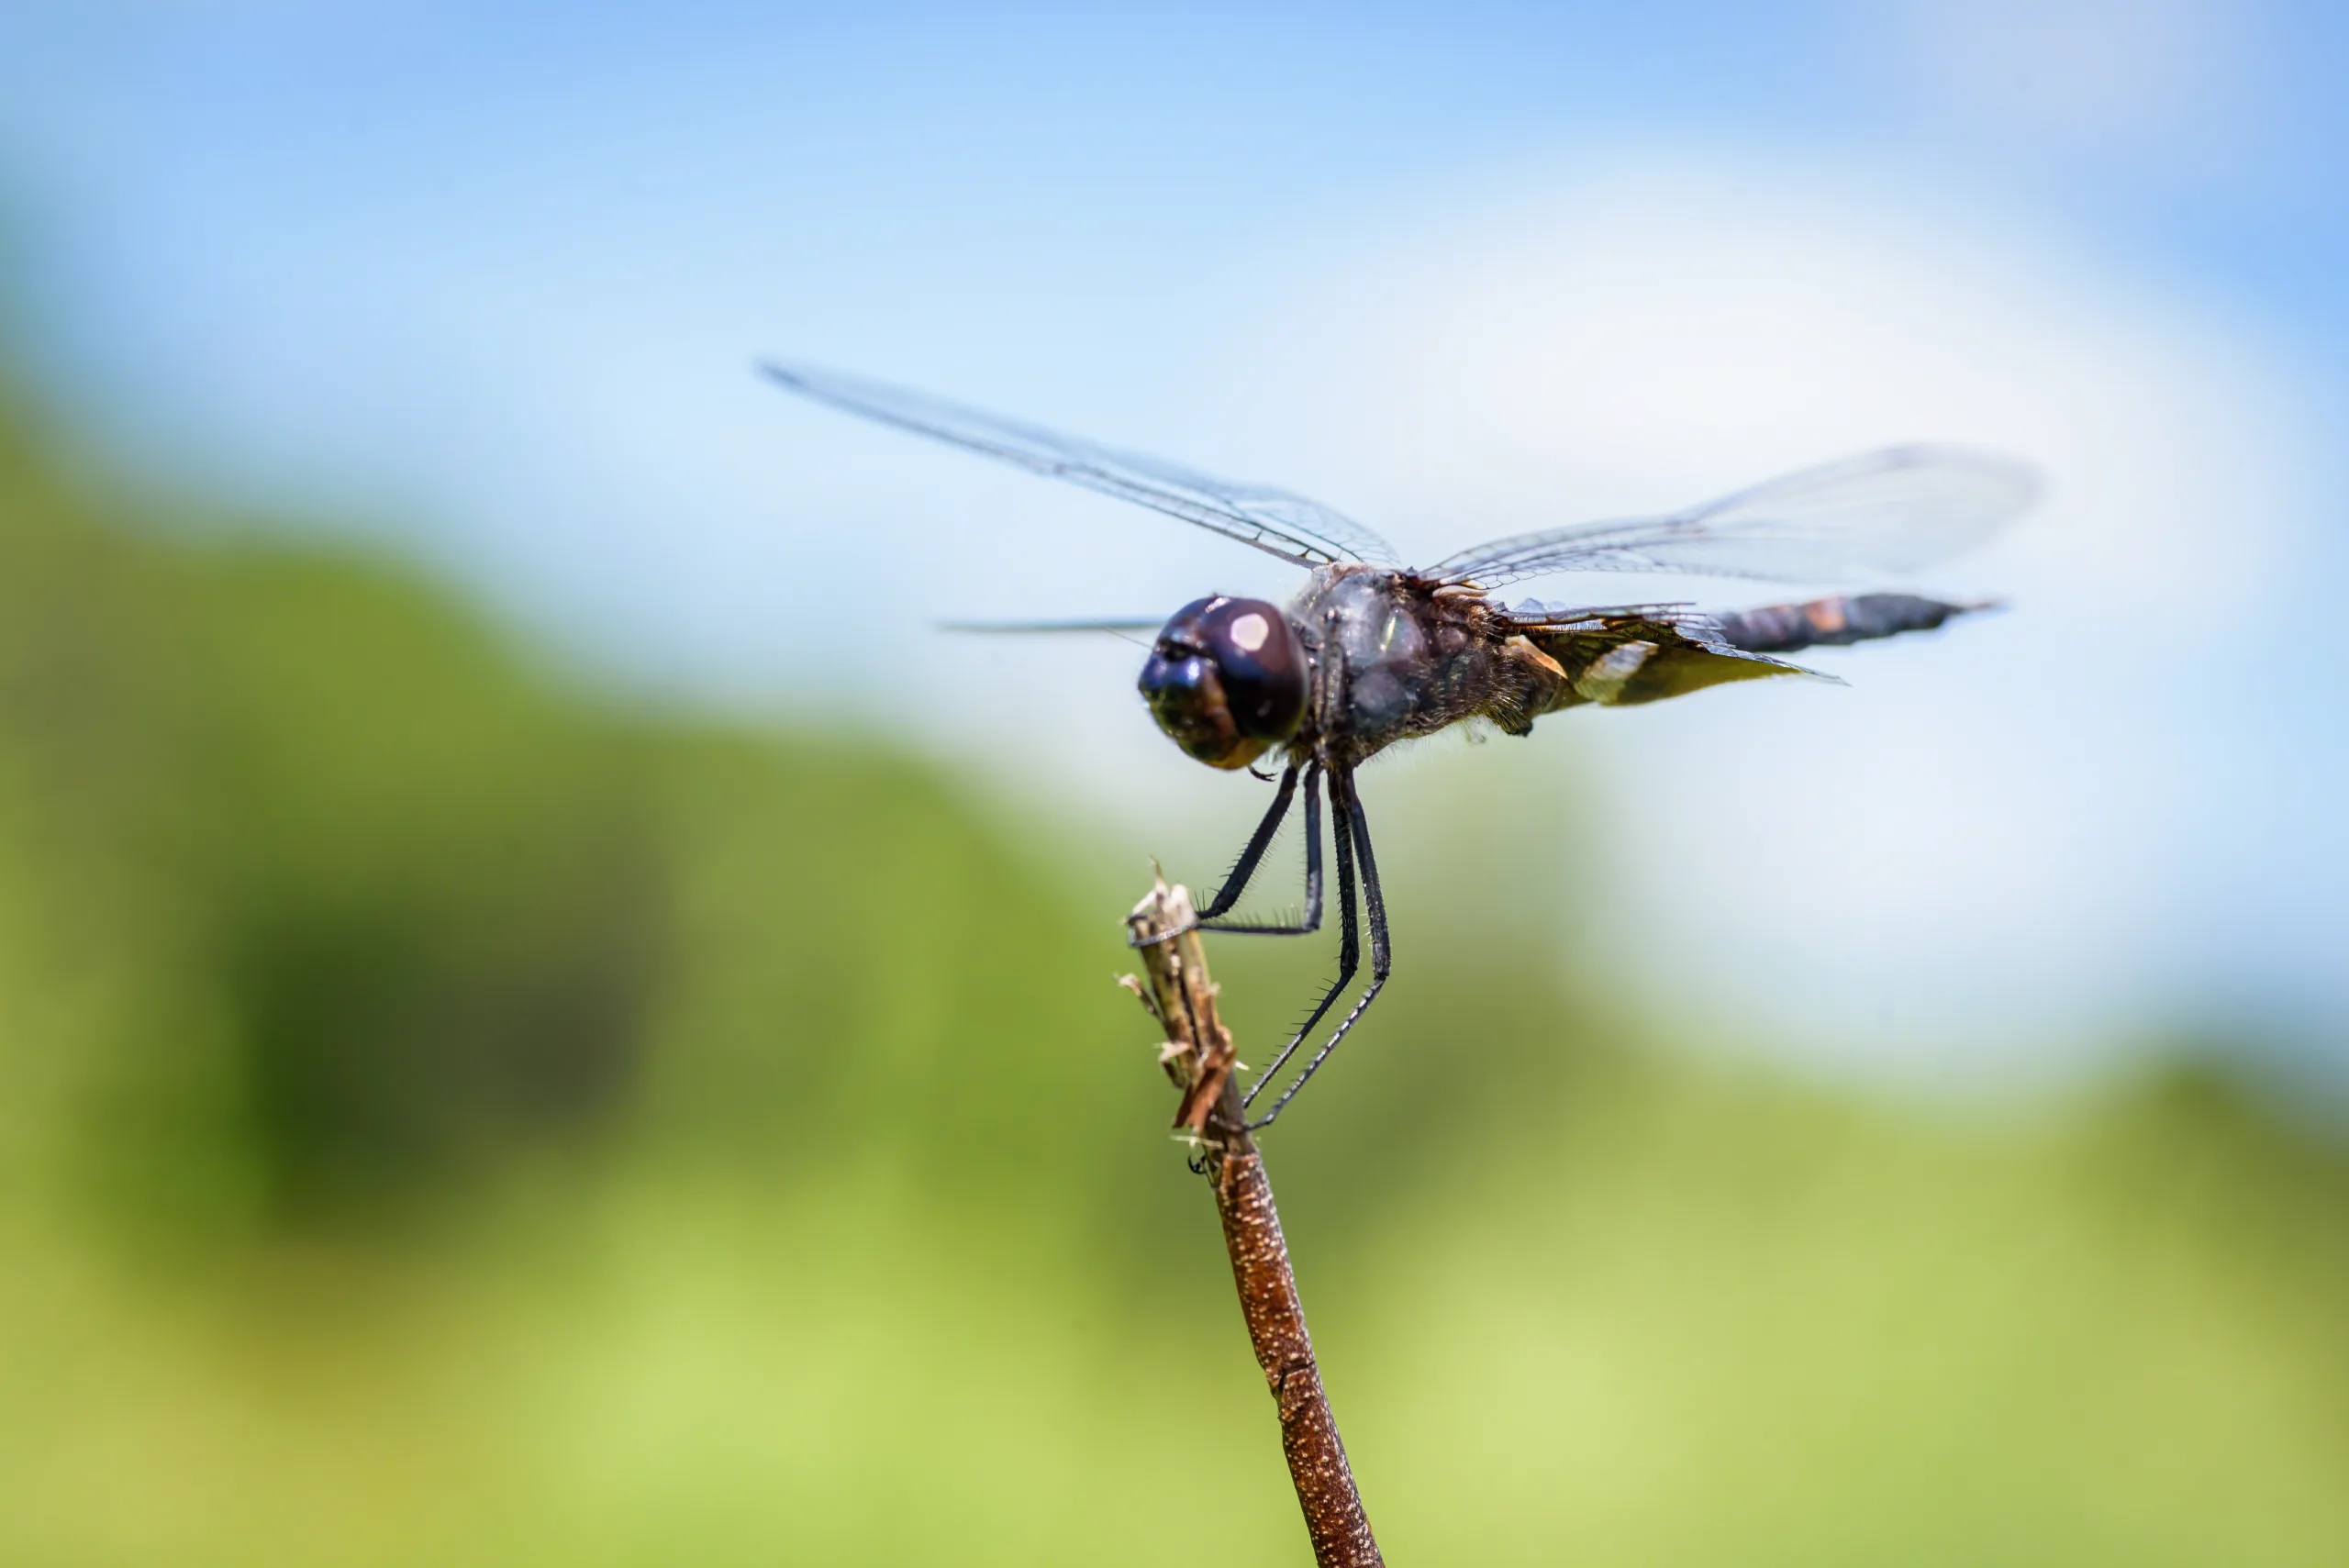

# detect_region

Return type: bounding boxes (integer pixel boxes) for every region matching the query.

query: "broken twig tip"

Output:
[1121,873,1384,1565]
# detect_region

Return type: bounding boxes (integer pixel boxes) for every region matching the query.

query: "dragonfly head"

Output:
[1139,596,1308,769]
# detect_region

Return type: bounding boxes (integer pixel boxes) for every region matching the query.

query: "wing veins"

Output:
[762,361,1397,568]
[1437,445,2038,589]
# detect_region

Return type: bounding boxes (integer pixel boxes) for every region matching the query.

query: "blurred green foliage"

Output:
[2,377,2346,1565]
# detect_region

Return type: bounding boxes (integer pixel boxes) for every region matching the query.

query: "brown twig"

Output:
[1124,878,1384,1568]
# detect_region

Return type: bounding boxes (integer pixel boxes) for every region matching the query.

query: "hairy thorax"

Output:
[1286,566,1566,765]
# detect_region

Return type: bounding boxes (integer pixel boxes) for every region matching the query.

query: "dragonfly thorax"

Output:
[1138,595,1308,770]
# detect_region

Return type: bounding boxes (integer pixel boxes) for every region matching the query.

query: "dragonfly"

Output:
[763,361,2038,1129]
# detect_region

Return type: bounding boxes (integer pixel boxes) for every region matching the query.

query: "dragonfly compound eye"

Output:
[1138,596,1308,769]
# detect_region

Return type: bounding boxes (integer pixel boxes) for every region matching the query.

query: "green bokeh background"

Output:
[3,371,2345,1565]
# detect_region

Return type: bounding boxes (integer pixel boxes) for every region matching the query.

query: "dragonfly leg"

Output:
[1131,762,1324,948]
[1198,762,1297,917]
[1247,770,1390,1131]
[1202,761,1324,936]
[1242,766,1361,1114]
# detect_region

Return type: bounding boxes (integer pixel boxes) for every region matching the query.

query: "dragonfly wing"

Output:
[1504,602,1838,709]
[936,617,1167,634]
[763,361,1398,568]
[1437,446,2037,589]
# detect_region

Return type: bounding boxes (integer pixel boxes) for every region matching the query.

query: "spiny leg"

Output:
[1204,761,1324,936]
[1134,762,1328,950]
[1242,765,1360,1112]
[1248,770,1391,1131]
[1198,762,1298,919]
[1131,762,1299,951]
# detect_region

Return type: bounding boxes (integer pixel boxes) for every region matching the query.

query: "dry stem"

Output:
[1124,878,1383,1568]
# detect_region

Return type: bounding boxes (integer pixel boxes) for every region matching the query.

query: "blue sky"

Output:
[3,0,2345,1089]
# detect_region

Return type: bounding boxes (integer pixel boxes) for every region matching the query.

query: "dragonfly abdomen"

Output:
[1712,593,1993,655]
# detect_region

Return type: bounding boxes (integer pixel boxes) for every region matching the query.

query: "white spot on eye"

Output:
[1229,612,1271,652]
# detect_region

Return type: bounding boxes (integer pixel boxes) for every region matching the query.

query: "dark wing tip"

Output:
[758,358,818,391]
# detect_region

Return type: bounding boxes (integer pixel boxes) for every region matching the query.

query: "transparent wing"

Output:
[762,361,1398,569]
[1500,597,1704,624]
[936,617,1166,634]
[1435,446,2037,589]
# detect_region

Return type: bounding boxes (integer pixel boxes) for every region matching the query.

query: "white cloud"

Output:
[1869,0,2266,156]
